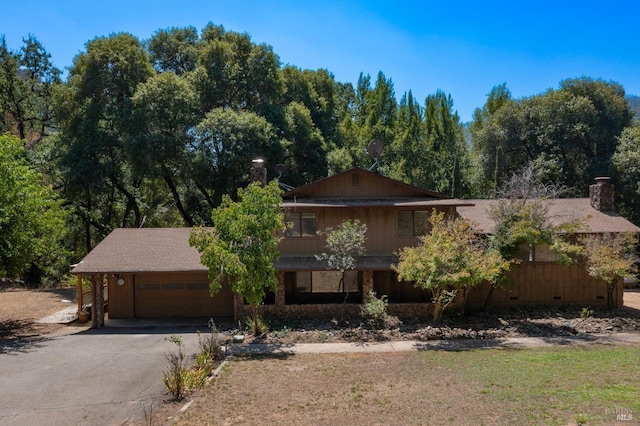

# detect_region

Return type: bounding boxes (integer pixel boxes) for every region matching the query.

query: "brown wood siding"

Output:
[279,206,453,255]
[289,170,433,198]
[467,262,618,307]
[107,273,135,318]
[132,272,233,318]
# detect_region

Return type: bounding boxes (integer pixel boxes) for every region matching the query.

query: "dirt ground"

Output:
[0,285,78,343]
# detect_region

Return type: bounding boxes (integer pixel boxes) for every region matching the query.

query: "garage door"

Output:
[134,280,234,318]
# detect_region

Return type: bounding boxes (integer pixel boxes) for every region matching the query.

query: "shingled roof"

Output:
[71,228,207,274]
[457,198,640,234]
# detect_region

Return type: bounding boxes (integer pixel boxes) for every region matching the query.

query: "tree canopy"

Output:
[394,211,509,322]
[1,24,638,284]
[0,134,67,280]
[189,181,285,328]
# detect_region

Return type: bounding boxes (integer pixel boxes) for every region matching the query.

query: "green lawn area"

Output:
[169,345,640,425]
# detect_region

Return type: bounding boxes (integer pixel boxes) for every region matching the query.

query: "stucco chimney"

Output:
[589,177,614,212]
[250,158,267,186]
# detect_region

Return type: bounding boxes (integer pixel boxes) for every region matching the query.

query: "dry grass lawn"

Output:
[163,345,640,426]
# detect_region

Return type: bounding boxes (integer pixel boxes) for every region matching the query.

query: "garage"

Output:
[72,228,237,321]
[134,273,233,318]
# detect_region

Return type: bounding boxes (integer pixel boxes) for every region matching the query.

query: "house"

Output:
[71,169,639,323]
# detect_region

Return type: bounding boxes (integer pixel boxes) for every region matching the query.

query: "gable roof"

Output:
[71,228,207,274]
[282,167,473,208]
[458,198,640,234]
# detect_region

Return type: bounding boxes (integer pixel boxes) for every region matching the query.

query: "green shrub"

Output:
[245,315,269,335]
[360,291,389,329]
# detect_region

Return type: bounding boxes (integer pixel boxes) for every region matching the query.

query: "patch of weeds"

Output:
[163,335,189,401]
[245,315,269,335]
[162,333,217,401]
[574,413,591,425]
[272,325,290,338]
[315,332,329,343]
[581,307,594,320]
[197,319,224,359]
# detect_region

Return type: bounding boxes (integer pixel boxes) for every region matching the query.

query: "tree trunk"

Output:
[162,165,193,226]
[607,281,618,310]
[484,285,495,313]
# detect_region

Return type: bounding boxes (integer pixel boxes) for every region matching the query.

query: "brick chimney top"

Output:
[589,177,614,211]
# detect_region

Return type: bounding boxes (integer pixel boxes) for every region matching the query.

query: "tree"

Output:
[0,35,61,146]
[281,101,328,186]
[315,219,367,316]
[0,134,67,281]
[612,126,640,225]
[189,181,285,333]
[394,211,509,323]
[192,24,285,120]
[581,233,637,309]
[190,107,280,206]
[130,72,200,225]
[146,26,199,75]
[471,78,632,196]
[487,162,584,307]
[55,33,153,251]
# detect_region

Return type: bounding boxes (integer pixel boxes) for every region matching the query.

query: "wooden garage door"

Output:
[134,277,233,318]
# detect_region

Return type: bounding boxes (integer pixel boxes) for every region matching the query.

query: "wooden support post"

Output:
[77,274,82,314]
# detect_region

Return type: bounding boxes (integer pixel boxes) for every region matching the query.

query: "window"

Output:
[294,271,359,293]
[284,270,362,304]
[398,210,430,236]
[517,242,560,262]
[285,212,317,237]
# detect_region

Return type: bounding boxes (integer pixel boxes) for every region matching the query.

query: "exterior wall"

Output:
[108,271,233,319]
[287,169,435,199]
[466,262,621,308]
[237,262,622,322]
[279,206,454,255]
[107,273,135,318]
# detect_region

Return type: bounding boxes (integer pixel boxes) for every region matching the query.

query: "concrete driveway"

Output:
[0,326,204,426]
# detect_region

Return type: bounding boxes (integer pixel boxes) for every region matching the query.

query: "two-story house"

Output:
[71,168,639,322]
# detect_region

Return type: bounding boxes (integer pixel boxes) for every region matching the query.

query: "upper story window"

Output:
[285,212,318,237]
[398,210,430,236]
[517,242,560,262]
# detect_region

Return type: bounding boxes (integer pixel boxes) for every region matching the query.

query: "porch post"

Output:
[77,274,82,315]
[362,270,373,298]
[275,270,285,307]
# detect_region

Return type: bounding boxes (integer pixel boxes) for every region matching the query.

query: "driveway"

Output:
[0,327,203,426]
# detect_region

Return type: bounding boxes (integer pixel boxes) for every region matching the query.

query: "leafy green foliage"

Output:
[163,335,213,401]
[0,134,67,279]
[360,291,390,329]
[0,35,61,145]
[612,126,640,225]
[190,181,285,328]
[581,232,637,309]
[394,211,509,322]
[472,78,632,197]
[489,163,584,264]
[316,219,367,273]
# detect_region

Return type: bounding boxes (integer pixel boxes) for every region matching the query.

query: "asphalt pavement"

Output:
[0,326,203,426]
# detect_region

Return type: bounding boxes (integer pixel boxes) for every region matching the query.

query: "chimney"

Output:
[589,177,614,211]
[250,158,267,186]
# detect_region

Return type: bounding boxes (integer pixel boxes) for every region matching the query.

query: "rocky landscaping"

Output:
[247,301,640,345]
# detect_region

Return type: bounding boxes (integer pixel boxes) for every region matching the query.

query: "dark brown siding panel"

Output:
[132,272,234,318]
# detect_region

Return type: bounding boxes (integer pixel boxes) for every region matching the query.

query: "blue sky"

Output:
[2,1,638,122]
